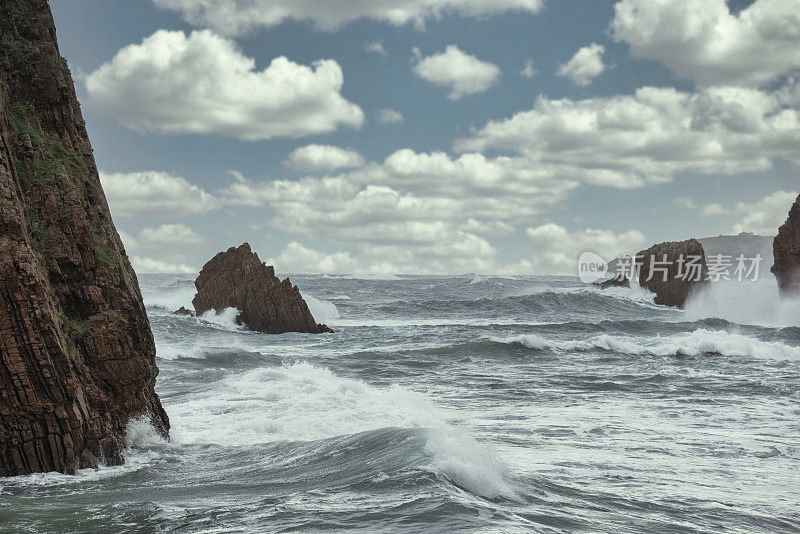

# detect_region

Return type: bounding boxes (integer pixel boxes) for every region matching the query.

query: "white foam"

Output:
[198,307,245,331]
[165,361,518,499]
[497,329,800,360]
[684,279,800,328]
[302,293,340,324]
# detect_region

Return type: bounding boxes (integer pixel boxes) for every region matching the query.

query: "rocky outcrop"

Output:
[595,274,630,290]
[192,243,332,334]
[173,306,194,316]
[771,194,800,298]
[636,239,709,309]
[0,0,168,476]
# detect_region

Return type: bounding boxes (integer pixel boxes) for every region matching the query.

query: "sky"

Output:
[49,0,800,275]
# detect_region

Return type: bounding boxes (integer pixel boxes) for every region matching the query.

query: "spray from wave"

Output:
[684,280,800,328]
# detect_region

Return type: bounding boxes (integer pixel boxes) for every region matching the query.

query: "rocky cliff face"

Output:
[0,0,168,476]
[771,194,800,298]
[636,239,709,309]
[192,243,333,334]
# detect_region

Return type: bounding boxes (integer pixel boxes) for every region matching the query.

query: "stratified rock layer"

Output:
[192,243,333,334]
[0,0,168,476]
[636,239,709,309]
[772,194,800,299]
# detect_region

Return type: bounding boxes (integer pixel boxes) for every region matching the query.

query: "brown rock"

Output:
[192,243,333,334]
[771,194,800,299]
[173,306,194,316]
[636,239,709,309]
[595,274,630,290]
[0,0,168,477]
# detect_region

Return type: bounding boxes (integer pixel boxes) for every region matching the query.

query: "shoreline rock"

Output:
[595,274,630,290]
[0,0,168,477]
[192,243,333,334]
[771,194,800,299]
[636,239,709,309]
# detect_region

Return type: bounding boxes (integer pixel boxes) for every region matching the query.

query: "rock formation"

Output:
[595,274,630,290]
[771,194,800,298]
[636,239,709,309]
[173,306,194,316]
[0,0,168,476]
[192,243,333,334]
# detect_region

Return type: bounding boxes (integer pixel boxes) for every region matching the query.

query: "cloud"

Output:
[520,58,537,78]
[412,45,501,100]
[283,145,365,172]
[86,30,363,140]
[153,0,544,34]
[456,85,800,187]
[131,256,196,274]
[100,170,219,218]
[611,0,800,88]
[364,40,387,56]
[556,43,605,87]
[138,223,206,248]
[733,190,799,234]
[526,223,646,273]
[673,197,697,210]
[376,109,405,125]
[266,242,359,274]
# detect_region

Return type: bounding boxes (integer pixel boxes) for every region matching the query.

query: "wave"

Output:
[685,280,800,328]
[198,307,245,331]
[165,361,517,499]
[302,293,340,324]
[495,329,800,360]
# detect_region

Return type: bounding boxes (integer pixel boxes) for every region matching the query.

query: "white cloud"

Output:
[673,197,697,210]
[456,85,800,187]
[100,171,219,218]
[266,242,360,274]
[412,45,501,100]
[376,109,405,125]
[732,191,798,234]
[556,43,605,87]
[138,223,206,248]
[131,256,197,274]
[153,0,544,34]
[611,0,800,88]
[364,40,387,56]
[520,58,537,78]
[699,203,729,217]
[284,145,365,172]
[526,223,646,273]
[86,30,363,140]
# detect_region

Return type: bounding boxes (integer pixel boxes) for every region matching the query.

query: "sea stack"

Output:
[0,0,168,476]
[192,243,333,334]
[771,194,800,298]
[636,239,709,309]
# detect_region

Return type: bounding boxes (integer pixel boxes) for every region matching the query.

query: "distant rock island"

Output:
[772,194,800,298]
[191,243,333,334]
[0,0,167,476]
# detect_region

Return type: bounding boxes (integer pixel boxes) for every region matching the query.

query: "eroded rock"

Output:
[771,194,800,299]
[636,239,709,309]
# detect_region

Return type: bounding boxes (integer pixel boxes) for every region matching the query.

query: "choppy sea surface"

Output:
[1,274,799,533]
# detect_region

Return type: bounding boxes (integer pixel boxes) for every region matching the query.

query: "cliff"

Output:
[771,194,800,298]
[0,0,168,476]
[636,239,709,309]
[192,243,333,334]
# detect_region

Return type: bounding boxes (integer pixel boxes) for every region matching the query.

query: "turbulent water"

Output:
[2,274,799,533]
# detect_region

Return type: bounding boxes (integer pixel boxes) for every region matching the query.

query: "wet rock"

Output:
[173,306,195,317]
[192,243,333,334]
[771,194,800,299]
[0,0,168,477]
[636,239,709,309]
[595,274,630,290]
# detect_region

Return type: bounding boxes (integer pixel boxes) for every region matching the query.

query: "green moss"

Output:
[29,225,49,255]
[94,243,118,266]
[9,101,43,147]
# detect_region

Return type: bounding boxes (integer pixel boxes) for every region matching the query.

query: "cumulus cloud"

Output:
[412,45,501,100]
[86,30,363,140]
[266,242,359,274]
[131,256,197,274]
[153,0,544,34]
[456,85,800,187]
[733,190,799,234]
[520,58,537,78]
[284,145,365,173]
[376,109,405,125]
[556,43,605,87]
[100,170,218,218]
[611,0,800,88]
[138,223,206,248]
[364,40,387,56]
[526,223,646,273]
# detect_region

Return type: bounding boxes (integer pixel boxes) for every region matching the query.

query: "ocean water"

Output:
[1,274,799,533]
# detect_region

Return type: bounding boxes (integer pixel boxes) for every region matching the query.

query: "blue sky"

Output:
[50,0,799,275]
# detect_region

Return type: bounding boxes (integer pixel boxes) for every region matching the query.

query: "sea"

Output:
[1,273,799,533]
